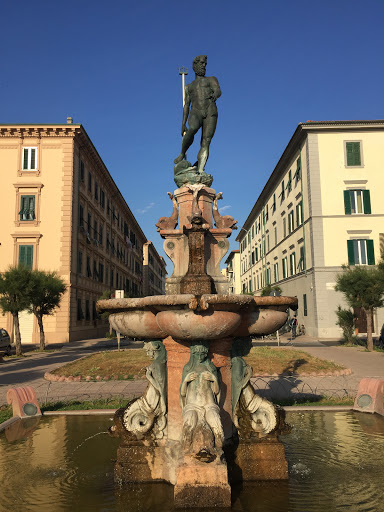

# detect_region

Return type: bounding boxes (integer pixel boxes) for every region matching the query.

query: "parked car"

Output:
[0,328,12,355]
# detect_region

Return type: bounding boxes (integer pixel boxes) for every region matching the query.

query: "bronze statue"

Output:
[174,55,221,174]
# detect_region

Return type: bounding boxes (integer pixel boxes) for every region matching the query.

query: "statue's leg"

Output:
[174,112,201,164]
[205,406,224,449]
[182,409,198,451]
[197,115,217,173]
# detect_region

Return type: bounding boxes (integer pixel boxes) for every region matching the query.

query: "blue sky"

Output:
[2,0,384,271]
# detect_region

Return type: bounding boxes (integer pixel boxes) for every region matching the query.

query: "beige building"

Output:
[224,250,241,294]
[236,120,384,338]
[143,241,166,296]
[0,120,164,344]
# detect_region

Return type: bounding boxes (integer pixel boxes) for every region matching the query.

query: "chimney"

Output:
[67,117,73,124]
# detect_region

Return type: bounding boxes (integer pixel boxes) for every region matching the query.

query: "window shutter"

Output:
[347,240,355,265]
[344,191,352,214]
[30,149,36,169]
[19,245,26,265]
[23,149,28,169]
[19,245,33,269]
[346,142,361,166]
[367,240,375,265]
[363,190,371,214]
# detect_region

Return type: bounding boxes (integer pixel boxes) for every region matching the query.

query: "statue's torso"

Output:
[188,77,218,115]
[185,365,217,407]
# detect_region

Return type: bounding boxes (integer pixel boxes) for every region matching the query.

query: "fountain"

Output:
[97,55,297,509]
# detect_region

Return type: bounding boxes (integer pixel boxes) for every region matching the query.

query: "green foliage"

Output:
[335,306,357,344]
[261,284,283,297]
[0,265,32,315]
[28,270,66,317]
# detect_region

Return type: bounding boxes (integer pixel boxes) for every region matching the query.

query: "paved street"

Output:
[0,334,383,406]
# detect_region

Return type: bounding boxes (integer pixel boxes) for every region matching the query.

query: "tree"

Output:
[28,270,66,350]
[335,264,384,351]
[335,306,356,345]
[261,284,283,297]
[0,265,33,356]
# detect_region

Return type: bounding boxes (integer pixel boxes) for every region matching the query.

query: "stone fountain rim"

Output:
[97,294,298,313]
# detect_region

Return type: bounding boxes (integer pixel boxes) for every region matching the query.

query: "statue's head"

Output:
[191,343,209,363]
[193,55,207,77]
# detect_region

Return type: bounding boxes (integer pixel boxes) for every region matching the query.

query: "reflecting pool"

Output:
[1,411,383,511]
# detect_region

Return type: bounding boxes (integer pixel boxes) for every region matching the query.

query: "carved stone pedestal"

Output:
[228,436,289,483]
[174,458,231,509]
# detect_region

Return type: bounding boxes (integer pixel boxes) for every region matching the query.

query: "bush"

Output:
[335,306,357,344]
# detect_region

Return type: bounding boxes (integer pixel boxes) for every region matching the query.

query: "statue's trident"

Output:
[178,66,188,107]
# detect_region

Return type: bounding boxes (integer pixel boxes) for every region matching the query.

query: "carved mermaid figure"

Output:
[123,340,167,438]
[231,337,277,436]
[180,343,224,457]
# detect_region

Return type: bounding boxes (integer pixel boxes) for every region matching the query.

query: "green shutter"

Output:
[347,240,355,265]
[363,190,371,214]
[19,245,33,269]
[344,190,352,214]
[23,149,28,169]
[367,240,375,265]
[346,142,361,166]
[30,149,36,169]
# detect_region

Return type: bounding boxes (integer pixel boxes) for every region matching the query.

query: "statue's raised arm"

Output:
[174,55,221,176]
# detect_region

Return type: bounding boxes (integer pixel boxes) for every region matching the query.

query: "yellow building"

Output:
[0,120,164,344]
[236,120,384,338]
[143,241,167,296]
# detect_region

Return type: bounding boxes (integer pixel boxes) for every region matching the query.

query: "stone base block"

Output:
[230,438,288,482]
[174,460,231,508]
[354,377,384,416]
[115,443,172,484]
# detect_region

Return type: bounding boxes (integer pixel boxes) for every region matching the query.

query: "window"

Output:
[274,226,277,246]
[274,262,279,282]
[77,250,83,274]
[100,189,105,209]
[282,257,288,279]
[296,201,303,227]
[249,279,252,293]
[251,251,255,265]
[344,190,371,214]
[288,211,294,234]
[280,180,285,202]
[19,245,33,269]
[85,300,90,321]
[272,193,276,213]
[290,252,296,276]
[87,213,91,234]
[19,195,35,221]
[286,170,292,193]
[86,256,92,277]
[99,224,103,245]
[88,171,92,193]
[255,247,258,261]
[251,225,254,238]
[345,141,361,167]
[94,220,98,242]
[303,294,308,317]
[265,204,269,222]
[94,181,99,201]
[77,299,83,321]
[347,239,375,265]
[283,217,287,238]
[257,274,260,290]
[266,267,271,285]
[294,156,301,182]
[298,246,306,271]
[22,147,37,170]
[79,204,84,228]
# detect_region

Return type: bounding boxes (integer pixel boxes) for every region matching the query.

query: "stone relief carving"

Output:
[180,343,224,460]
[231,337,278,436]
[155,192,179,231]
[122,340,167,438]
[212,192,238,230]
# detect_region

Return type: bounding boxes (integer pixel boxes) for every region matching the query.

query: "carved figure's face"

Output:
[192,345,208,363]
[193,56,207,77]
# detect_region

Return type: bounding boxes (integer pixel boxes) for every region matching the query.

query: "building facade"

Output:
[224,250,241,294]
[236,120,384,338]
[0,121,164,344]
[143,241,166,296]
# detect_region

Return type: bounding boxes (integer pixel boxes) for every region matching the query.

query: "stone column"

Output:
[209,337,233,439]
[162,336,190,441]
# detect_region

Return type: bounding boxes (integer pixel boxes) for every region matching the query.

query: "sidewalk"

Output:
[1,335,383,406]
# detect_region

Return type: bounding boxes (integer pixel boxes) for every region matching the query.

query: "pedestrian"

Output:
[289,316,298,339]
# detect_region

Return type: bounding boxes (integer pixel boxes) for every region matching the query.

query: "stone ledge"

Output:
[43,371,146,383]
[253,368,352,377]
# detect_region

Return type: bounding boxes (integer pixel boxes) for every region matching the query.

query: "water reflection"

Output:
[0,412,383,511]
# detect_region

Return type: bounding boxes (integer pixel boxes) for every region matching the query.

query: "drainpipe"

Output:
[299,148,307,276]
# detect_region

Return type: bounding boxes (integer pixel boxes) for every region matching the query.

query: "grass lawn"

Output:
[49,346,345,380]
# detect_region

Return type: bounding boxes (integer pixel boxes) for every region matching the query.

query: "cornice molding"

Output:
[0,126,81,138]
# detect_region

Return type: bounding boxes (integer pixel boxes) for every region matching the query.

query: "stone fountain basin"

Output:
[97,294,298,341]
